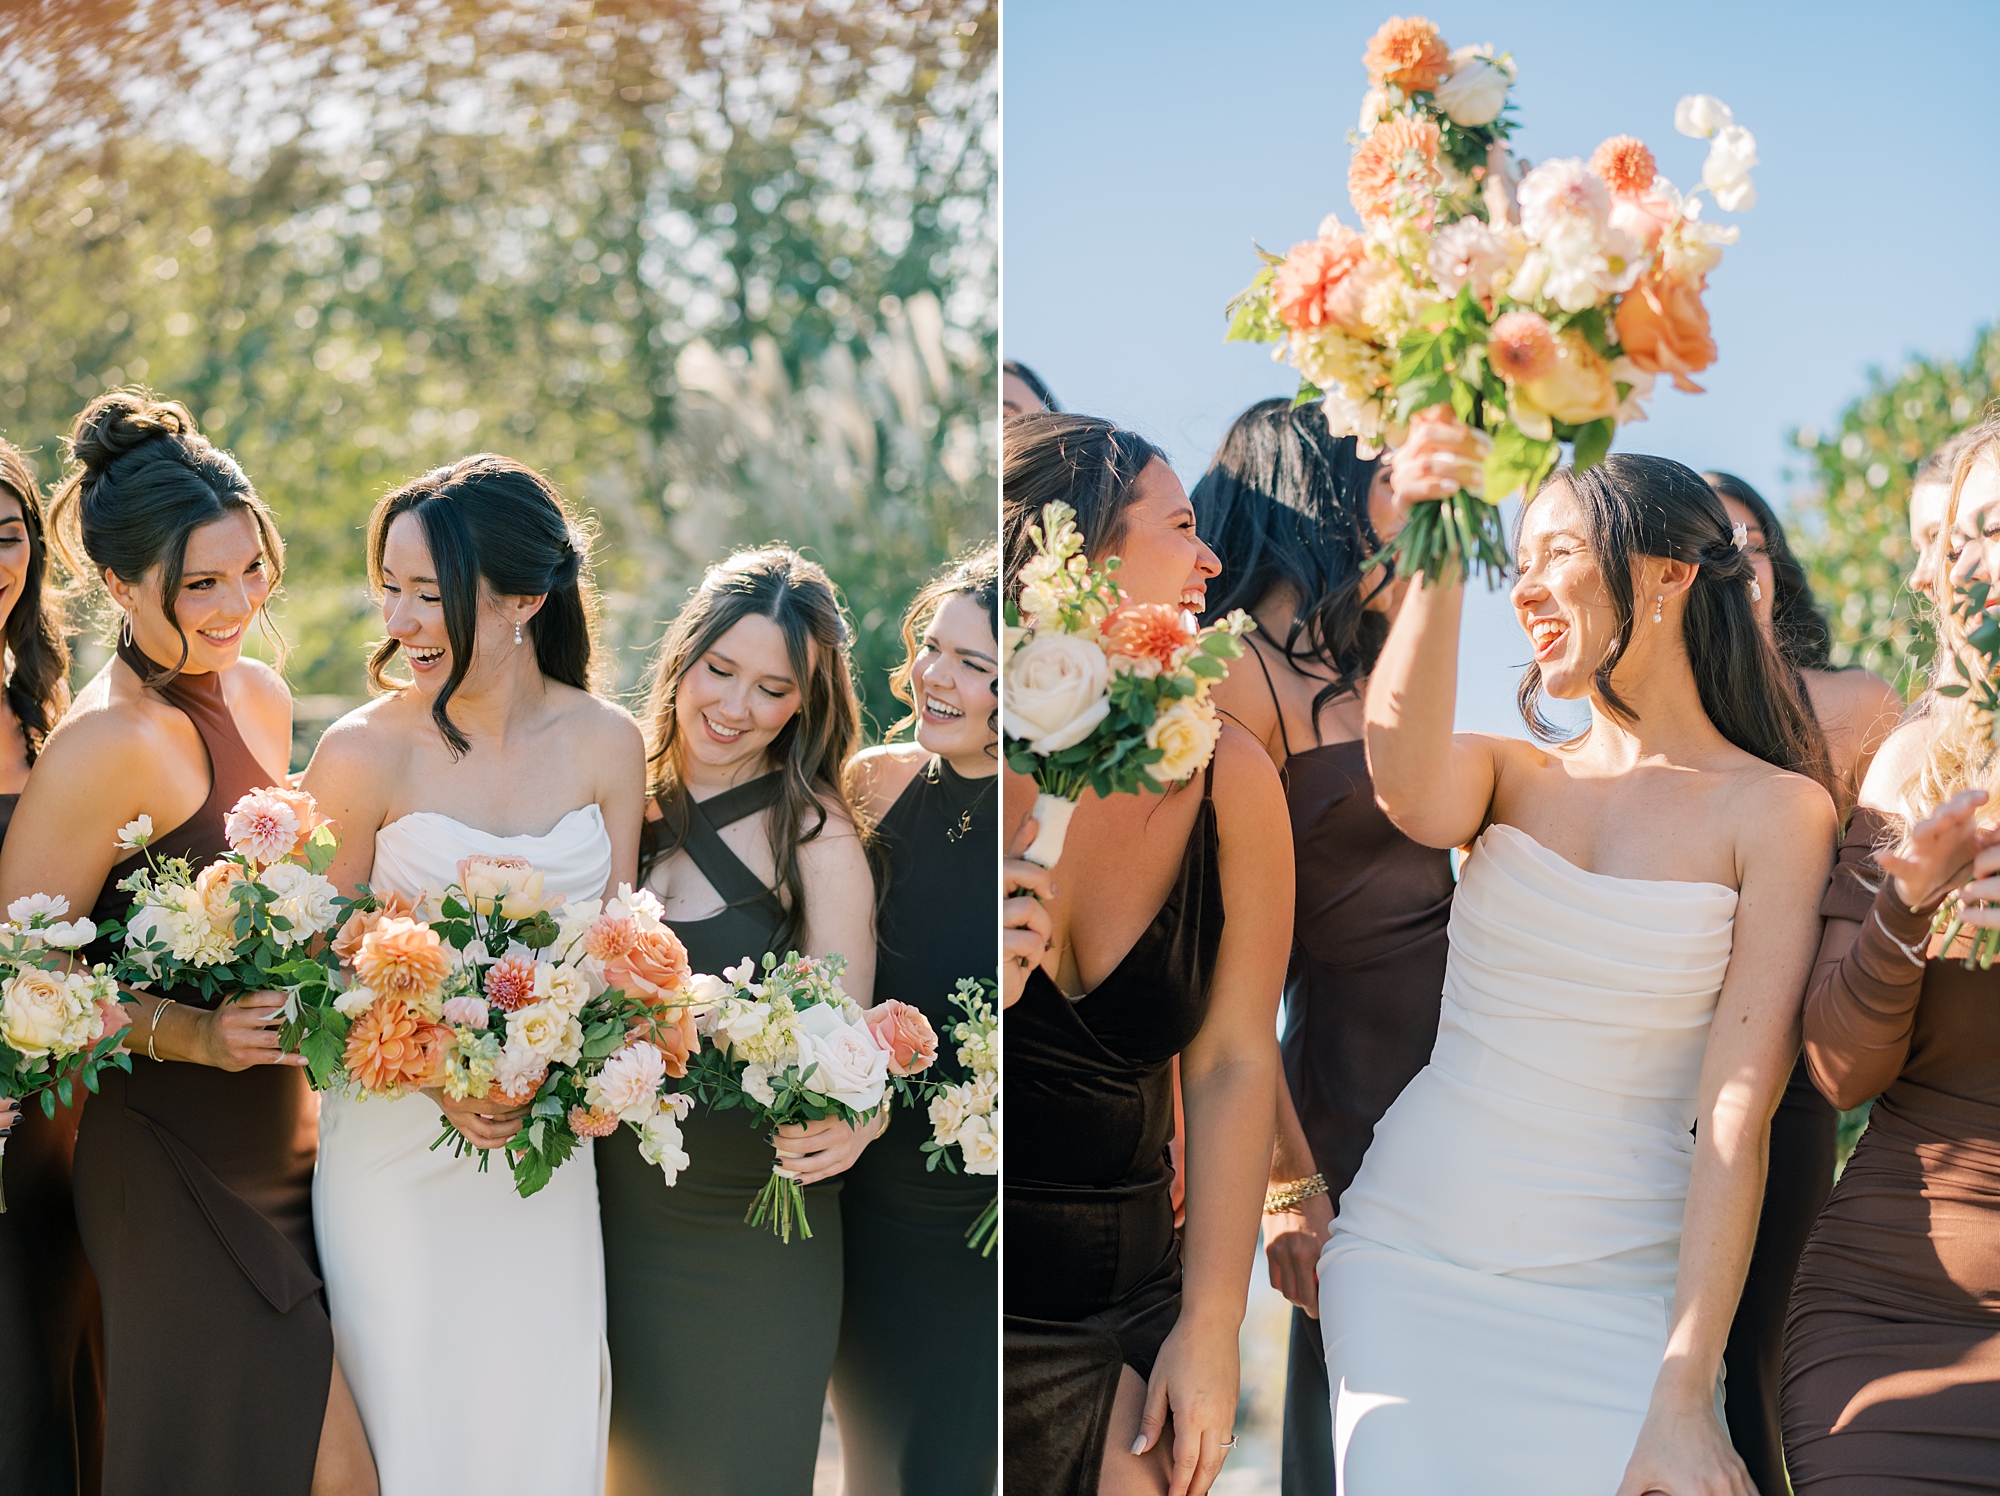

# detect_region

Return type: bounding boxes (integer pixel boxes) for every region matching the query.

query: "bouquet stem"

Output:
[0,1135,8,1214]
[1021,792,1078,869]
[966,1195,995,1256]
[747,1164,813,1243]
[1376,489,1512,590]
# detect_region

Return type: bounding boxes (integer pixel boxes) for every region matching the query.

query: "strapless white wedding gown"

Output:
[315,805,613,1496]
[1319,823,1737,1494]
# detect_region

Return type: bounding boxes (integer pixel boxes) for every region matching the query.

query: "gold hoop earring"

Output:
[1653,595,1664,624]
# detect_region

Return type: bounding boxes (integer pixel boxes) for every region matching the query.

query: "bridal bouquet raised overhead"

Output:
[1004,501,1253,867]
[1225,13,1756,586]
[114,787,344,1000]
[287,857,709,1198]
[0,896,125,1212]
[918,977,998,1254]
[679,951,939,1243]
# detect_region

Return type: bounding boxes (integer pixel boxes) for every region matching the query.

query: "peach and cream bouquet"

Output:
[1004,500,1253,867]
[0,895,124,1211]
[917,977,998,1254]
[287,855,708,1198]
[1226,13,1755,585]
[679,951,940,1243]
[113,787,343,1002]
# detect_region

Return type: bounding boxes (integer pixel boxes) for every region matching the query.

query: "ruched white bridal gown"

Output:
[1319,823,1737,1494]
[315,806,613,1496]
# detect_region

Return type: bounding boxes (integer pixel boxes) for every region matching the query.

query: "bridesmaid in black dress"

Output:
[0,393,375,1496]
[1191,400,1454,1496]
[597,546,877,1495]
[1002,412,1293,1496]
[831,546,1000,1495]
[0,435,102,1496]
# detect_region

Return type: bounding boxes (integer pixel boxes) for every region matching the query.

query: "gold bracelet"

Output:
[147,998,176,1063]
[1264,1173,1329,1214]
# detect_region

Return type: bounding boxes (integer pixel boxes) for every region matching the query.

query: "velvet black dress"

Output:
[1005,762,1225,1496]
[70,639,330,1496]
[1240,646,1452,1496]
[0,792,108,1496]
[830,756,997,1495]
[599,772,846,1496]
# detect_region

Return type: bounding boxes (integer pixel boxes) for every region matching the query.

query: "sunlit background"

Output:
[1005,1,2000,1488]
[1,0,996,773]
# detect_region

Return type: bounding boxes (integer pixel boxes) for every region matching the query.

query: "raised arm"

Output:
[1135,727,1291,1496]
[1617,772,1835,1496]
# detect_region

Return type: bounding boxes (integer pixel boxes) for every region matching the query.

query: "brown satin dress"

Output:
[70,639,331,1496]
[1780,807,2000,1490]
[0,792,108,1496]
[1238,653,1455,1496]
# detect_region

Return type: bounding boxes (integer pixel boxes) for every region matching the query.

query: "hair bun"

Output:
[68,390,197,478]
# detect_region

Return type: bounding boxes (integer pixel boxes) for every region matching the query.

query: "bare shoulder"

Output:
[1808,667,1905,731]
[1208,720,1287,832]
[1207,637,1281,747]
[35,688,171,785]
[229,656,293,713]
[303,695,415,781]
[1734,762,1838,859]
[1857,713,1933,816]
[846,742,928,821]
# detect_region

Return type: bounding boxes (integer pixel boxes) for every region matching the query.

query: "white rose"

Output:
[258,862,341,948]
[968,1070,998,1116]
[928,1083,971,1145]
[1434,49,1511,127]
[1702,125,1757,212]
[638,1111,690,1187]
[740,1061,777,1108]
[1674,93,1733,139]
[1004,632,1111,755]
[792,1002,886,1112]
[533,960,592,1017]
[508,1000,583,1065]
[333,981,381,1018]
[956,1113,998,1175]
[1143,696,1222,785]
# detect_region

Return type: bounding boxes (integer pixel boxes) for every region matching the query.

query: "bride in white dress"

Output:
[1323,434,1835,1495]
[301,456,645,1495]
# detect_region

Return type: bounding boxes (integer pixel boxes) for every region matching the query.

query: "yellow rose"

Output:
[1519,330,1619,427]
[1144,696,1222,785]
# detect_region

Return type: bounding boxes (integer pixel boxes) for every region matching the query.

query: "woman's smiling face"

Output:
[1510,482,1616,700]
[1099,458,1221,612]
[675,613,806,776]
[910,591,998,765]
[114,507,272,672]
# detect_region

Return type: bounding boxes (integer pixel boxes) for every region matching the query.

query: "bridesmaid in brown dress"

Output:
[0,393,375,1496]
[1780,421,2000,1490]
[0,435,103,1496]
[1192,399,1452,1495]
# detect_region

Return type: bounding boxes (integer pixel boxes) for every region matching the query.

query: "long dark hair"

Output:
[638,547,866,956]
[1192,398,1387,719]
[48,389,286,682]
[1520,454,1833,793]
[1703,471,1833,671]
[365,454,597,757]
[1003,412,1164,595]
[0,439,68,759]
[885,543,999,748]
[1003,359,1061,412]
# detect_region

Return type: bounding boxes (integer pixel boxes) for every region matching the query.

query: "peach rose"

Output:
[1488,310,1559,384]
[603,927,692,1007]
[1362,15,1450,93]
[195,860,250,932]
[354,917,452,1004]
[865,1000,939,1079]
[1520,330,1619,425]
[482,951,539,1013]
[264,786,334,858]
[1271,228,1367,335]
[1614,271,1716,393]
[1348,115,1440,225]
[1588,135,1657,197]
[456,855,559,918]
[1103,603,1196,673]
[345,996,449,1095]
[331,890,418,966]
[629,1007,701,1079]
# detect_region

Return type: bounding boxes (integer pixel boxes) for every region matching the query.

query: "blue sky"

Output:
[1003,0,2000,733]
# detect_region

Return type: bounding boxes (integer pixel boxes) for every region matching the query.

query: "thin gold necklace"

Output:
[933,758,996,842]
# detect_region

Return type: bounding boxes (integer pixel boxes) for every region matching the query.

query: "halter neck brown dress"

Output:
[1005,762,1225,1496]
[70,639,330,1496]
[0,791,108,1496]
[1237,649,1455,1496]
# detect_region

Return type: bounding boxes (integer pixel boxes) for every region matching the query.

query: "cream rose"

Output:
[1004,632,1110,755]
[457,855,560,919]
[928,1083,971,1144]
[957,1113,998,1174]
[1519,330,1619,427]
[1143,696,1222,785]
[532,960,593,1018]
[258,861,341,948]
[1,967,92,1058]
[508,1000,584,1065]
[1434,48,1511,127]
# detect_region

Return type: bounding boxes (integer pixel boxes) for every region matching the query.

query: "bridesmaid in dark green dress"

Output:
[832,548,999,1496]
[599,546,878,1496]
[0,435,103,1496]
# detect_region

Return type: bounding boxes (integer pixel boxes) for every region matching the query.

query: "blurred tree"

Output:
[0,0,995,744]
[1788,324,2000,694]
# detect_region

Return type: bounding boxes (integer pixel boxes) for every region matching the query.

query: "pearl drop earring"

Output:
[514,620,523,645]
[1653,595,1664,624]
